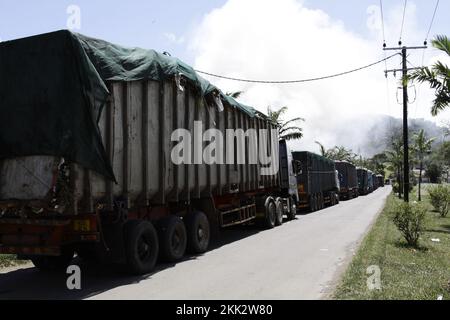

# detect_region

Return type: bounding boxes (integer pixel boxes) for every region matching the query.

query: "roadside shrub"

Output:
[391,202,427,247]
[393,183,400,194]
[428,185,450,217]
[392,182,413,195]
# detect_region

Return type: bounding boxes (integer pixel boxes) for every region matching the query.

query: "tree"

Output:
[425,160,443,183]
[328,146,357,162]
[315,141,329,157]
[369,153,387,176]
[385,139,404,198]
[437,141,450,182]
[413,129,435,201]
[410,35,450,116]
[225,91,244,99]
[267,106,305,141]
[314,143,357,162]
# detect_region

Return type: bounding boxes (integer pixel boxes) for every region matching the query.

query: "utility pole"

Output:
[384,45,426,202]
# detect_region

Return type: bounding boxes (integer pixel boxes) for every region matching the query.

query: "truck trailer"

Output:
[0,31,309,275]
[291,152,339,212]
[334,161,358,200]
[377,175,385,187]
[357,167,369,195]
[372,173,379,191]
[367,171,374,193]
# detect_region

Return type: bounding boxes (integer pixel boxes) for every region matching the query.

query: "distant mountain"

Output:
[293,114,447,158]
[358,115,447,157]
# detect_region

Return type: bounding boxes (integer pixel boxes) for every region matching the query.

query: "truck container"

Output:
[0,30,300,274]
[377,175,385,187]
[367,170,374,193]
[372,173,379,190]
[291,152,339,211]
[357,168,369,195]
[334,161,358,199]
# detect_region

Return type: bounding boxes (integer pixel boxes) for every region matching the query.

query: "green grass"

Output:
[0,254,25,268]
[334,185,450,300]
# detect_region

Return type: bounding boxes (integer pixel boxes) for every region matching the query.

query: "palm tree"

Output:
[315,141,329,157]
[330,146,356,162]
[413,129,435,201]
[385,139,404,198]
[267,106,305,141]
[226,91,244,99]
[410,35,450,116]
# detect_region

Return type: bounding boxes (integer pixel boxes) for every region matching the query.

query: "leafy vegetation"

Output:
[413,129,435,201]
[267,106,305,141]
[428,184,450,217]
[410,35,450,116]
[391,201,427,247]
[0,254,27,268]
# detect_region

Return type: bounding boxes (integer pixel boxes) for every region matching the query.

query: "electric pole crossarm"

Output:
[383,46,427,51]
[385,67,422,73]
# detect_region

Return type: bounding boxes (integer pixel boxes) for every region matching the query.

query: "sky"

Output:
[1,0,449,154]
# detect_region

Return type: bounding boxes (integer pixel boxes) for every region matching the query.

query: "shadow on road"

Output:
[0,218,298,300]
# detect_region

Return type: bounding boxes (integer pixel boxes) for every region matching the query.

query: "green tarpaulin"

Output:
[0,30,258,181]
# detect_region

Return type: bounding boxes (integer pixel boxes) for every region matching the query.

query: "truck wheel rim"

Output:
[172,230,182,253]
[197,226,206,243]
[138,235,152,261]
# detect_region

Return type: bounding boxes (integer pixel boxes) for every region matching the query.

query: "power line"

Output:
[399,0,408,45]
[379,0,393,128]
[195,53,399,84]
[424,0,440,44]
[380,0,386,47]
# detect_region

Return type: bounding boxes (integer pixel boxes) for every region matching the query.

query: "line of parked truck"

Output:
[0,31,384,275]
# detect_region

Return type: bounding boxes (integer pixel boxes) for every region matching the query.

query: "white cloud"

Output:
[164,32,185,45]
[189,0,450,155]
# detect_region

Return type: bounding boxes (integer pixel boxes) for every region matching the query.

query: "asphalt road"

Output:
[0,186,391,300]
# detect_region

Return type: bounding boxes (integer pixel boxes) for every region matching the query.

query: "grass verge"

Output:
[0,254,28,268]
[334,185,450,300]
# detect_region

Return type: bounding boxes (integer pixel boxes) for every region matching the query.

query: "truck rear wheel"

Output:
[31,249,74,271]
[263,200,276,229]
[158,215,187,262]
[124,220,159,275]
[275,198,283,226]
[287,197,297,220]
[309,194,316,212]
[331,192,336,206]
[318,193,324,209]
[186,211,210,254]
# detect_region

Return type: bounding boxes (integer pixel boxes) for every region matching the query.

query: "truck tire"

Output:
[124,220,159,275]
[31,248,74,271]
[287,197,297,220]
[318,193,324,209]
[76,247,97,262]
[264,201,276,229]
[313,194,319,211]
[158,215,187,262]
[185,211,210,254]
[309,194,315,212]
[275,198,283,226]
